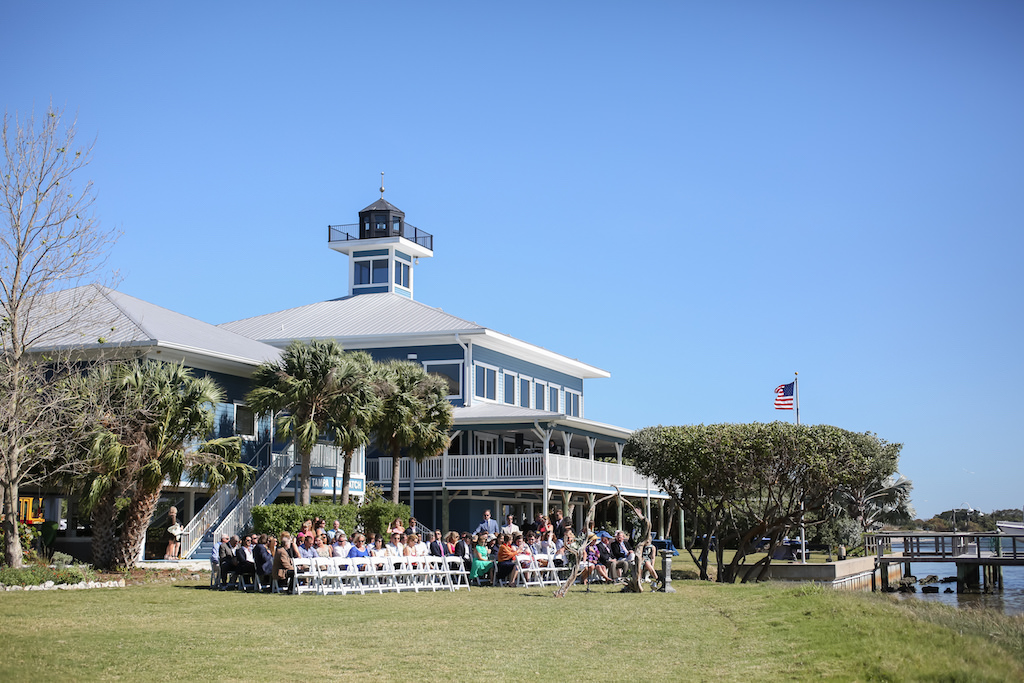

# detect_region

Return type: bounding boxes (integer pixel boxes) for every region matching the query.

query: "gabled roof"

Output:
[218,292,610,379]
[219,292,484,342]
[30,285,281,370]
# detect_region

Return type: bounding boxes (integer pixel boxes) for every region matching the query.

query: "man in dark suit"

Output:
[597,534,616,582]
[429,530,447,557]
[454,532,473,572]
[218,535,239,588]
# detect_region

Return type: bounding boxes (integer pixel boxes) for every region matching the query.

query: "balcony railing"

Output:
[365,452,656,492]
[328,223,433,251]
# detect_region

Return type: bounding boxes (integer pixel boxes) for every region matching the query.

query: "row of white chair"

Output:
[514,553,570,588]
[288,555,471,595]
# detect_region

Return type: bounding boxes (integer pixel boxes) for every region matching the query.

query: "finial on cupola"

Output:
[380,171,385,199]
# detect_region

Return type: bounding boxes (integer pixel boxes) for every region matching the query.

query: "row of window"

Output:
[473,363,580,416]
[353,258,411,289]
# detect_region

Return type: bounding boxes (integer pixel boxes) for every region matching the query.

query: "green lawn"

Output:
[2,578,1023,681]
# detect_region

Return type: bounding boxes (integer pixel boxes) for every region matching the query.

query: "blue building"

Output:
[32,193,672,560]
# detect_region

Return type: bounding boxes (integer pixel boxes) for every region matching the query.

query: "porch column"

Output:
[442,487,450,536]
[186,491,196,522]
[542,433,551,519]
[586,493,595,534]
[409,459,416,518]
[560,430,571,455]
[658,499,665,538]
[680,506,686,548]
[616,497,623,532]
[615,442,623,465]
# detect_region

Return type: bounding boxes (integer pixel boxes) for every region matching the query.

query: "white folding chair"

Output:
[446,555,471,591]
[516,553,544,587]
[313,556,341,595]
[424,556,453,592]
[292,558,316,594]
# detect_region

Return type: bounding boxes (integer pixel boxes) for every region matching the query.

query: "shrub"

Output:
[357,501,410,537]
[251,503,358,537]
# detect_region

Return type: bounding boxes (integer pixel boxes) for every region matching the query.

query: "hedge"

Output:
[250,501,410,538]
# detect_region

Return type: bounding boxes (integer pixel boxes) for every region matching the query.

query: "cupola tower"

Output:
[327,176,434,299]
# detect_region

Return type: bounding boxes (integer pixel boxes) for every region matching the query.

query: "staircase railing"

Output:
[209,452,296,541]
[179,485,235,561]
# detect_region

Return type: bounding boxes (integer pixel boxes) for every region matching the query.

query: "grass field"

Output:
[2,577,1024,682]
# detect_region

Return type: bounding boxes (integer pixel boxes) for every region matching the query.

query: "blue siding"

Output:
[353,285,389,295]
[396,287,411,298]
[361,344,464,364]
[471,346,583,393]
[353,249,389,257]
[212,402,234,439]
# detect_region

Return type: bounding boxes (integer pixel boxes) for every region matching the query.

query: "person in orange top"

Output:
[495,534,519,586]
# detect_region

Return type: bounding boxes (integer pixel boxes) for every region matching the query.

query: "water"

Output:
[887,540,1024,615]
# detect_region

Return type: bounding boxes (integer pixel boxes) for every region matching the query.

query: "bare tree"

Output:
[0,106,117,566]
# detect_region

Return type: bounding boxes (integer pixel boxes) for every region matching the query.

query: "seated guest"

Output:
[326,519,343,542]
[235,536,258,586]
[501,514,520,535]
[387,517,405,535]
[598,535,618,581]
[298,533,319,559]
[469,533,495,584]
[347,533,370,558]
[385,532,404,557]
[611,530,633,580]
[495,534,519,586]
[534,513,549,535]
[333,531,352,557]
[254,534,274,587]
[429,531,447,557]
[273,531,296,592]
[313,535,331,558]
[454,532,473,571]
[412,532,429,556]
[218,535,239,588]
[444,531,459,556]
[579,533,610,587]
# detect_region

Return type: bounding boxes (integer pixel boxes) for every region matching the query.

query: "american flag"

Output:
[775,382,794,409]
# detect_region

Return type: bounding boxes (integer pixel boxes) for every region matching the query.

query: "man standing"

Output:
[474,509,499,537]
[553,509,567,540]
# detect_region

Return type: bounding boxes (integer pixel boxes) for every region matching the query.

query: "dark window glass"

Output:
[355,261,371,285]
[504,373,515,404]
[486,369,496,400]
[427,363,461,397]
[535,383,545,410]
[235,405,255,436]
[475,365,485,398]
[550,386,559,412]
[519,378,530,407]
[372,259,388,284]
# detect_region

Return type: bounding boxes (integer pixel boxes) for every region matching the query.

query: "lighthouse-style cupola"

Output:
[327,178,434,299]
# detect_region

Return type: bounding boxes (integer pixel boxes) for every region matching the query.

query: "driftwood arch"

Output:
[554,487,654,597]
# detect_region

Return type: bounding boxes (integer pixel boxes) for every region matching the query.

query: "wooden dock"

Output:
[865,531,1024,592]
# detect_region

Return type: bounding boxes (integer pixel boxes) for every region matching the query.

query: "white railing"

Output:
[179,485,235,561]
[209,453,296,541]
[304,443,364,474]
[365,452,656,491]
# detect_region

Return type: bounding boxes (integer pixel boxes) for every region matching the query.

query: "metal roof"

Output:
[30,285,281,367]
[219,292,484,342]
[359,198,403,214]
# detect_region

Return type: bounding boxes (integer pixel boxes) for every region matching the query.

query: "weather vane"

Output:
[380,171,385,199]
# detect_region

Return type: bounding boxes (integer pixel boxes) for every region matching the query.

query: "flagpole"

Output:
[794,372,799,426]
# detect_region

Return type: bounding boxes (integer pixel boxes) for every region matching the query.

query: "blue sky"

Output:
[4,2,1022,519]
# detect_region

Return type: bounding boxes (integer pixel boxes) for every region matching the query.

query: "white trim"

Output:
[473,362,499,402]
[423,360,464,401]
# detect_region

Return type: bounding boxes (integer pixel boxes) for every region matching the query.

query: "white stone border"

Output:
[2,579,125,591]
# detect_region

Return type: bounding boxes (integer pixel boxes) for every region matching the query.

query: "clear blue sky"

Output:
[4,2,1022,519]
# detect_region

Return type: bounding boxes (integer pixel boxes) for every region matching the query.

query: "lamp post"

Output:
[952,503,974,533]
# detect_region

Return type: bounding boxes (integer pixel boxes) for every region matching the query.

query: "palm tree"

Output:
[73,360,251,570]
[372,360,453,506]
[245,339,350,506]
[328,350,381,505]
